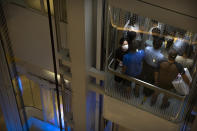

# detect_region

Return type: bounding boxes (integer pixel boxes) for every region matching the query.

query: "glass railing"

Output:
[106,58,191,123]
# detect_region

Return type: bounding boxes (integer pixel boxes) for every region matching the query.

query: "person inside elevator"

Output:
[143,36,165,97]
[151,49,190,109]
[166,32,175,49]
[176,44,194,70]
[127,31,137,43]
[148,20,162,41]
[114,37,129,83]
[149,20,160,33]
[145,28,164,50]
[172,32,187,56]
[162,31,176,58]
[122,40,145,97]
[124,14,141,41]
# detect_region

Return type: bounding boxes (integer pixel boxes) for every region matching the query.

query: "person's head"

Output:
[152,27,161,36]
[168,49,177,61]
[166,39,174,50]
[153,37,164,50]
[129,40,138,52]
[170,31,176,37]
[119,37,129,52]
[127,31,136,42]
[178,31,185,38]
[152,20,158,27]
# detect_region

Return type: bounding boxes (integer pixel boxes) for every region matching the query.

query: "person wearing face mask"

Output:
[114,38,129,83]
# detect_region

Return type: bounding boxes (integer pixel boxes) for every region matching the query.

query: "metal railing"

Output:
[106,58,189,122]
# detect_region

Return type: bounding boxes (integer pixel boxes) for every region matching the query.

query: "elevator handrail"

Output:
[108,58,185,101]
[107,58,189,122]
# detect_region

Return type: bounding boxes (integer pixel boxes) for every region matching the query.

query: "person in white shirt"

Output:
[176,44,194,70]
[145,28,165,52]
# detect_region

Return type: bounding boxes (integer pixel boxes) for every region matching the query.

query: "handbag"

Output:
[172,74,189,95]
[172,68,191,95]
[184,68,192,82]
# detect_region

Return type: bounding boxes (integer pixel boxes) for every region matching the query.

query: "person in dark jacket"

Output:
[114,38,129,83]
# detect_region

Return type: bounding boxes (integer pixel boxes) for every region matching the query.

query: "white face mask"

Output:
[122,44,128,51]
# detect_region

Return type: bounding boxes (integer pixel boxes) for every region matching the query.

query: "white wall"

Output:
[4,4,60,72]
[142,0,197,18]
[109,0,197,33]
[103,95,180,131]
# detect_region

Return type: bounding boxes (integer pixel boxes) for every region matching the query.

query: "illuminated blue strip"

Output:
[26,117,61,131]
[17,77,23,94]
[68,126,71,131]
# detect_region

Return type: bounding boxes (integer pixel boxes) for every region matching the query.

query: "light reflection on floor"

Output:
[27,117,60,131]
[27,117,71,131]
[17,75,69,131]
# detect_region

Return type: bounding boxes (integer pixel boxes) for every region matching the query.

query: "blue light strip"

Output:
[17,76,23,94]
[25,117,61,131]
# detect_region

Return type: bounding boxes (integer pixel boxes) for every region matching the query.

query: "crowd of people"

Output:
[114,25,194,109]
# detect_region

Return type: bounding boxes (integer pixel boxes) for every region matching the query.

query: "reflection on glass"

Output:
[43,0,54,15]
[25,0,42,11]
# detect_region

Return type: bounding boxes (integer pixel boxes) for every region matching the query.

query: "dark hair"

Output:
[168,49,177,60]
[119,37,129,45]
[152,28,161,39]
[166,39,174,50]
[152,20,158,25]
[129,40,138,52]
[153,37,164,49]
[127,31,136,41]
[178,31,185,37]
[152,27,161,34]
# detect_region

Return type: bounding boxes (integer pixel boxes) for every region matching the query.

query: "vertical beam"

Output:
[46,0,62,130]
[67,0,87,130]
[95,0,103,130]
[52,0,62,51]
[96,0,102,71]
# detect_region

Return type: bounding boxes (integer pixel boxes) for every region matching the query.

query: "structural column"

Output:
[67,0,88,130]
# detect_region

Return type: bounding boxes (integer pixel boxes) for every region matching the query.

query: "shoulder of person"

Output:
[145,46,151,50]
[187,58,194,64]
[138,49,145,53]
[145,46,150,52]
[160,53,165,59]
[159,59,167,64]
[123,53,129,57]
